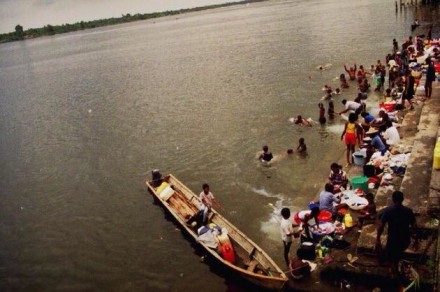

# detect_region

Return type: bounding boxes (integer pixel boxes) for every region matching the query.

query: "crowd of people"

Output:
[259,32,438,167]
[277,28,438,284]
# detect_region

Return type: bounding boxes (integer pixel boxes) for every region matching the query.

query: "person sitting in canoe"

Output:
[199,183,222,225]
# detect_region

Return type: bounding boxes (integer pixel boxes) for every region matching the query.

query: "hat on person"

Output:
[366,127,379,135]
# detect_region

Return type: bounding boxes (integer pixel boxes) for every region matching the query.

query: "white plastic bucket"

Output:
[352,151,366,166]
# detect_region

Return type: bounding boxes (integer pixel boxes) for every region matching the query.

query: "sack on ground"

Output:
[289,257,311,279]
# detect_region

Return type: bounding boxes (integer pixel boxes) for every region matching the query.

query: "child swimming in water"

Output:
[293,115,312,126]
[340,74,349,89]
[259,145,273,162]
[296,138,307,153]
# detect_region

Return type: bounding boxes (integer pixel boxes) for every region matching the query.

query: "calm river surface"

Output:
[1,0,439,291]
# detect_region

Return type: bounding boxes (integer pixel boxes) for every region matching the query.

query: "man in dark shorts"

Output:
[375,191,418,277]
[425,57,436,99]
[401,70,415,110]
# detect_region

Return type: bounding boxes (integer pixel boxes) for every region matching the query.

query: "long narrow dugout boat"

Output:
[146,173,288,291]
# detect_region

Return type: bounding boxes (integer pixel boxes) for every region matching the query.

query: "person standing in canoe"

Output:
[199,183,222,225]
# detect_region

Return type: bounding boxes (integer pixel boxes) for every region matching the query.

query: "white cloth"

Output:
[197,228,220,249]
[383,126,400,145]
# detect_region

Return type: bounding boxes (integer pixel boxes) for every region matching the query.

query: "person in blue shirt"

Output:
[360,112,376,132]
[319,183,341,213]
[366,127,387,155]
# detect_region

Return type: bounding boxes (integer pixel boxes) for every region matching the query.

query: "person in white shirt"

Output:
[280,208,295,266]
[199,184,222,225]
[338,99,363,116]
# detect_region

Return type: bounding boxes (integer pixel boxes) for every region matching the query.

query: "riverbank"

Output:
[283,67,440,291]
[0,0,265,43]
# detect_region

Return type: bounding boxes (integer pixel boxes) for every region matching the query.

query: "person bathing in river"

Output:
[339,73,349,89]
[356,64,370,82]
[344,64,357,81]
[259,145,273,163]
[296,138,307,153]
[318,103,326,124]
[322,88,332,101]
[294,115,312,126]
[328,100,335,120]
[322,84,332,92]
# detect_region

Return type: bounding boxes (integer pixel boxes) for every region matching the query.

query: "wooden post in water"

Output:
[396,1,398,11]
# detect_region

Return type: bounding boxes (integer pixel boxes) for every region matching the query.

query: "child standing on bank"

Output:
[280,208,294,266]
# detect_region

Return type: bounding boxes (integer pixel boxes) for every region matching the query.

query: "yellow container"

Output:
[344,214,354,228]
[434,148,440,170]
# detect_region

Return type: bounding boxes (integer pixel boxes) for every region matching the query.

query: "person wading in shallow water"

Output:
[344,64,357,81]
[259,145,273,162]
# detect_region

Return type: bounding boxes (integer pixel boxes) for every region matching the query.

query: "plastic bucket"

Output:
[352,151,366,166]
[350,176,369,193]
[317,210,332,223]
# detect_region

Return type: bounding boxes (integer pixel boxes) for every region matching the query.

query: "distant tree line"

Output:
[0,0,264,43]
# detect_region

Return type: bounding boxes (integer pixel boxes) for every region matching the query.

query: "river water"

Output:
[0,0,439,291]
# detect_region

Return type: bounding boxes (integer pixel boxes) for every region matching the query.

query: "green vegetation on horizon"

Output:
[0,1,264,43]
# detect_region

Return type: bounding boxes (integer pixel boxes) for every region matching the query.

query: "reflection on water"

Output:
[0,0,438,290]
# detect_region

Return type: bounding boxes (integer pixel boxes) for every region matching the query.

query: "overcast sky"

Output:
[0,0,241,33]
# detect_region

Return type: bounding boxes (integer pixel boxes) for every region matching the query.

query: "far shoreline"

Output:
[0,0,266,44]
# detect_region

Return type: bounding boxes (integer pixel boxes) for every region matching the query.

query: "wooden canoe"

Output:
[146,174,288,291]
